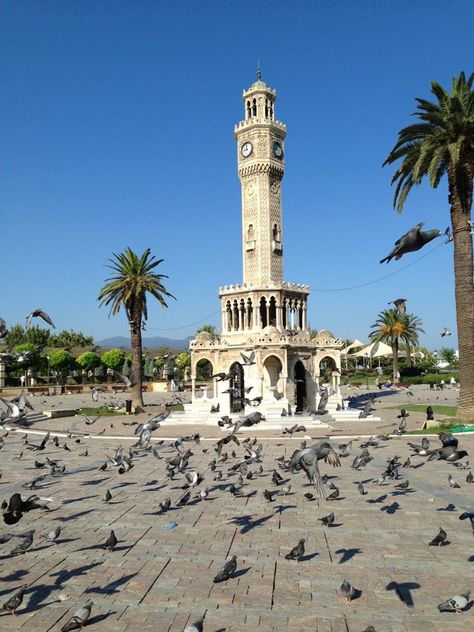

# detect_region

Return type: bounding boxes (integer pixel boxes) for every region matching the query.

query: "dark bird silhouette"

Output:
[429,527,447,547]
[290,442,341,497]
[285,538,305,561]
[1,585,26,615]
[103,530,118,551]
[213,555,237,583]
[380,223,440,264]
[388,298,407,314]
[25,309,56,329]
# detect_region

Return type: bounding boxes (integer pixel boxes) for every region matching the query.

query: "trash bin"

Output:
[125,399,132,414]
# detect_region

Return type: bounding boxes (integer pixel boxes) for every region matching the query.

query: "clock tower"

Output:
[234,69,287,286]
[188,71,343,421]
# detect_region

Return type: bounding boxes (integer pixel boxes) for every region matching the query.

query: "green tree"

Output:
[49,330,94,349]
[175,351,191,379]
[76,351,101,372]
[5,324,50,352]
[369,309,422,381]
[15,343,40,369]
[98,247,175,408]
[384,71,474,420]
[439,347,459,366]
[49,349,73,372]
[101,348,125,371]
[400,313,425,366]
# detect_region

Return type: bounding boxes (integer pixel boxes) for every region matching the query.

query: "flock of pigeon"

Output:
[0,385,472,631]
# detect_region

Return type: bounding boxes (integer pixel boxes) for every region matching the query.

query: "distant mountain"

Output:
[97,335,193,350]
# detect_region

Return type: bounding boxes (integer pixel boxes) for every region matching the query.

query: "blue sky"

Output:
[2,1,473,350]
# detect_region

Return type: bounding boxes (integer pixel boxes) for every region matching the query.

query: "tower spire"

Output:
[257,59,261,81]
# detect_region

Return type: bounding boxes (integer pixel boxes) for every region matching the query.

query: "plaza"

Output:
[0,384,472,631]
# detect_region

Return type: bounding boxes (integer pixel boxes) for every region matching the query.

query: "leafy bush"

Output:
[76,351,101,372]
[101,348,125,370]
[49,349,73,371]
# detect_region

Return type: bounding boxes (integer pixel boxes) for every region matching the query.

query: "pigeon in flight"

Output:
[61,600,93,631]
[437,591,470,613]
[380,223,441,264]
[290,442,341,497]
[1,585,27,615]
[441,327,451,337]
[0,317,8,339]
[240,351,256,366]
[25,309,56,329]
[388,298,407,314]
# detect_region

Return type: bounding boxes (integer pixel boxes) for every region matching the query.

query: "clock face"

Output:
[273,141,283,158]
[241,142,253,158]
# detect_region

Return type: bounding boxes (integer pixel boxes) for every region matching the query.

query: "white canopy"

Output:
[351,341,393,358]
[341,339,365,355]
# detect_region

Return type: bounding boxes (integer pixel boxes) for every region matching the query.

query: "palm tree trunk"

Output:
[450,179,474,421]
[392,339,399,382]
[129,311,144,410]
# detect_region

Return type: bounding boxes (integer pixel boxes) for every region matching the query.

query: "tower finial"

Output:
[257,59,261,81]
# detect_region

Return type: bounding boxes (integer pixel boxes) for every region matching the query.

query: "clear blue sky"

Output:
[2,1,473,350]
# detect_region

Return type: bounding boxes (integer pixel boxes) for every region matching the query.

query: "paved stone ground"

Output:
[0,385,472,631]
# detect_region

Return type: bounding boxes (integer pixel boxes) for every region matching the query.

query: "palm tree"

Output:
[98,247,175,409]
[369,309,422,381]
[384,71,474,420]
[401,313,425,366]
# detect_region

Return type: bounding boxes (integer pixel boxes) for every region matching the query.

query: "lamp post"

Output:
[47,356,50,385]
[365,353,369,390]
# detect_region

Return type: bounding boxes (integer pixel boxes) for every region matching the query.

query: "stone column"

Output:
[191,376,196,401]
[302,303,307,331]
[276,304,281,329]
[254,303,260,329]
[0,362,5,388]
[281,373,288,399]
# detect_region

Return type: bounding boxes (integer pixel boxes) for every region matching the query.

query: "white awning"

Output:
[341,339,365,355]
[351,341,393,358]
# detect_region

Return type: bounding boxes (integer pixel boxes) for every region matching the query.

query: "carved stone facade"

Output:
[189,73,342,418]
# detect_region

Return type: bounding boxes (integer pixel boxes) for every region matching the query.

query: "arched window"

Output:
[248,224,255,240]
[246,100,251,119]
[239,298,246,330]
[269,296,277,326]
[246,298,253,328]
[259,296,267,329]
[226,300,232,331]
[233,300,239,330]
[252,98,257,117]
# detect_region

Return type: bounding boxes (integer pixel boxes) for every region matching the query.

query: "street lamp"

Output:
[365,353,369,389]
[47,356,50,385]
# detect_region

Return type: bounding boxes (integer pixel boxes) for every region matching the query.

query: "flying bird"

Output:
[290,442,341,497]
[25,309,56,329]
[380,223,441,264]
[441,327,451,337]
[240,351,256,366]
[388,298,407,314]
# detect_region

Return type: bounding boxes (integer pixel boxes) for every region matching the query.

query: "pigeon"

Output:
[25,309,56,329]
[388,298,407,314]
[326,486,340,501]
[379,223,441,264]
[448,474,461,488]
[441,327,451,337]
[340,578,357,603]
[61,600,93,631]
[285,538,305,561]
[437,591,470,613]
[426,406,434,421]
[159,498,171,513]
[357,482,367,495]
[304,492,315,501]
[439,433,459,448]
[394,480,409,490]
[213,555,237,583]
[104,489,112,504]
[429,527,447,547]
[467,471,473,483]
[289,442,341,497]
[459,512,474,535]
[184,617,204,632]
[103,530,118,551]
[1,585,26,615]
[0,317,8,338]
[240,351,256,366]
[47,526,61,543]
[10,530,35,556]
[429,448,468,462]
[272,470,283,486]
[318,512,335,527]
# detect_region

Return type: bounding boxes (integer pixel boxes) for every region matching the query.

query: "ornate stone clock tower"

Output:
[235,70,286,286]
[188,72,343,422]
